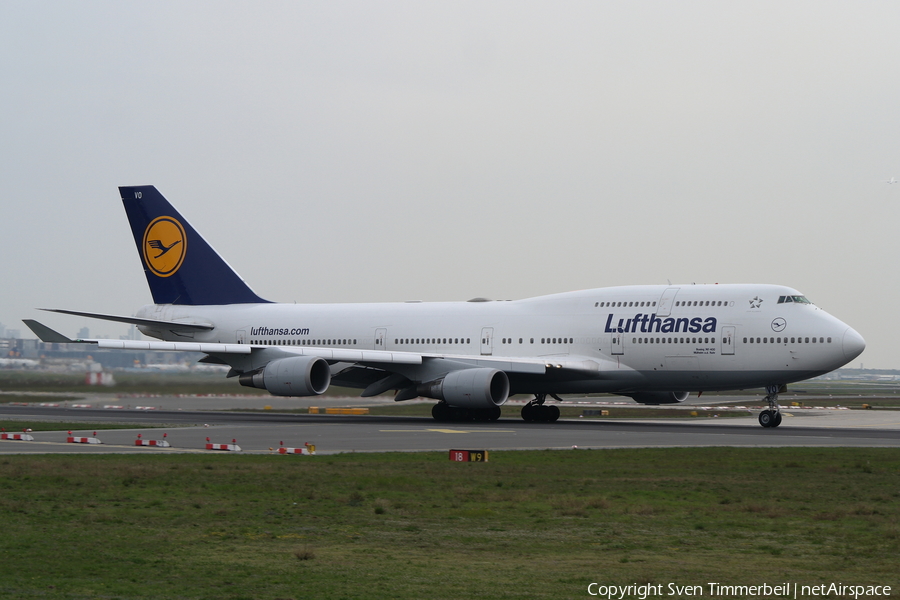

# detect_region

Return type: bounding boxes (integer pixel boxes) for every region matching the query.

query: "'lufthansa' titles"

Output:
[605,313,717,334]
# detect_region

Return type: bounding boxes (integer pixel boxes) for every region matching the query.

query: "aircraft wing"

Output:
[93,340,573,372]
[24,320,609,375]
[24,321,620,404]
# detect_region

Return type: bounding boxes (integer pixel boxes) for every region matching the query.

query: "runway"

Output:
[3,397,900,455]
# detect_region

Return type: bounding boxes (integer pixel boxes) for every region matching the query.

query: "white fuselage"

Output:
[135,283,864,395]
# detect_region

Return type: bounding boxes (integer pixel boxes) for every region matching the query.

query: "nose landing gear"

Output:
[759,384,784,428]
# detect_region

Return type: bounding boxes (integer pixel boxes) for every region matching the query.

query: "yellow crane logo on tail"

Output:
[142,216,187,277]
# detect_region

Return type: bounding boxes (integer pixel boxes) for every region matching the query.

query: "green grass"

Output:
[1,448,898,599]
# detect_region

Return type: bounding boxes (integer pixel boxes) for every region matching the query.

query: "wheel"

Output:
[772,412,783,427]
[432,403,449,421]
[472,408,494,422]
[449,406,469,422]
[488,406,501,421]
[521,404,534,422]
[548,405,560,422]
[758,410,774,428]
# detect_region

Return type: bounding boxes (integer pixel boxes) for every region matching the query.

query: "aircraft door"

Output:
[374,328,387,350]
[721,326,735,355]
[656,287,680,317]
[481,327,494,356]
[236,329,247,344]
[611,332,624,355]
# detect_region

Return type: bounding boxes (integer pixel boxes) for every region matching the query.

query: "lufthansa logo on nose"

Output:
[771,317,787,332]
[143,216,186,277]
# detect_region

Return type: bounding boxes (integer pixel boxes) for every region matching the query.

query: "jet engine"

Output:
[627,391,689,405]
[239,356,331,396]
[419,368,509,409]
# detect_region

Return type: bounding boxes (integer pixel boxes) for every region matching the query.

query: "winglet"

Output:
[22,320,76,343]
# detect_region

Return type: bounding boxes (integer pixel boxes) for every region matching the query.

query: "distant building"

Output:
[77,327,90,339]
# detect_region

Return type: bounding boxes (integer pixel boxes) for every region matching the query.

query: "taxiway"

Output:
[2,395,899,455]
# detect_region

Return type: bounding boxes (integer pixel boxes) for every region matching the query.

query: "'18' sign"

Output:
[449,449,489,462]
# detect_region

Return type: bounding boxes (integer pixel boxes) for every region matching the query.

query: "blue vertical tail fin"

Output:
[120,185,269,305]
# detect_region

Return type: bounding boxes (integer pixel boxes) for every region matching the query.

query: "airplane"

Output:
[0,358,40,368]
[24,186,866,428]
[887,177,898,184]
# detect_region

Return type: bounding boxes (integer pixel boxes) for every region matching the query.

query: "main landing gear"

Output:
[758,384,783,428]
[521,393,561,423]
[431,402,501,422]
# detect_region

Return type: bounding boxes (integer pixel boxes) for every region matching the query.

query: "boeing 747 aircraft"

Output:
[25,186,865,428]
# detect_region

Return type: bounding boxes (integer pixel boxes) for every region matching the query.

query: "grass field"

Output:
[1,448,898,599]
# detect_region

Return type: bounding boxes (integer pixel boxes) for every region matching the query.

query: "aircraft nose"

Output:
[842,327,866,362]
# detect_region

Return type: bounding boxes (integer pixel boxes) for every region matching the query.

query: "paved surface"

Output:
[2,393,900,455]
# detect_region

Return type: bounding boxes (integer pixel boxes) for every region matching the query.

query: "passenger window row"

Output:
[594,300,732,308]
[595,301,658,308]
[252,339,357,346]
[675,300,730,307]
[744,336,830,344]
[632,337,715,344]
[500,337,575,344]
[394,338,471,345]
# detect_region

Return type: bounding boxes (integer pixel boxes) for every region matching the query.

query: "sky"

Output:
[2,1,899,368]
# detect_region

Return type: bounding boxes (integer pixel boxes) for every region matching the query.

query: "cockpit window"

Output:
[778,295,812,304]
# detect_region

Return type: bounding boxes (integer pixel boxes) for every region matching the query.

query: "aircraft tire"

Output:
[773,412,783,427]
[522,404,559,422]
[758,410,774,428]
[471,408,494,422]
[488,406,501,421]
[548,405,560,422]
[521,404,534,422]
[452,406,472,422]
[432,403,449,422]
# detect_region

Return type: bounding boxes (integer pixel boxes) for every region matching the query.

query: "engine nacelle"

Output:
[627,391,689,405]
[419,368,509,409]
[239,356,331,397]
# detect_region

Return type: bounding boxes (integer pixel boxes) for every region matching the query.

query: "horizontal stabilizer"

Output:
[22,320,75,343]
[40,309,214,332]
